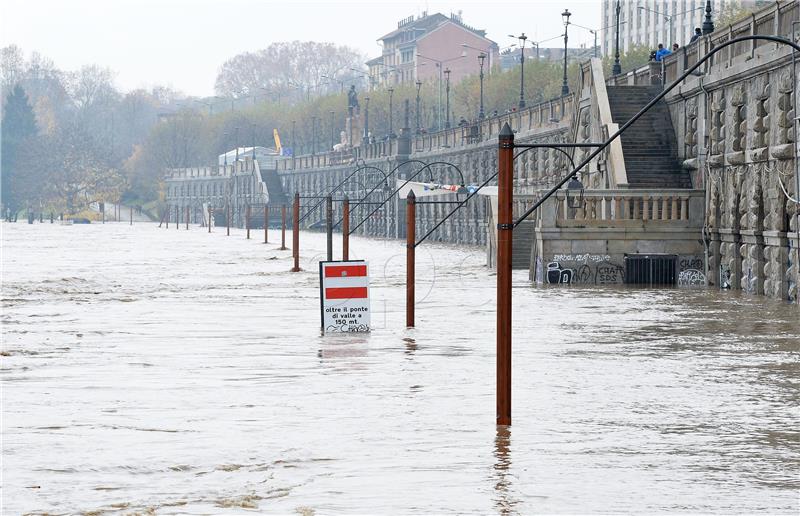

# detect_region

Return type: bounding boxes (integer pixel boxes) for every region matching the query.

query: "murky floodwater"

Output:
[2,221,798,514]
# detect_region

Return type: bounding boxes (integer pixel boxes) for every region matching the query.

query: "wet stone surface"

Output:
[2,222,799,514]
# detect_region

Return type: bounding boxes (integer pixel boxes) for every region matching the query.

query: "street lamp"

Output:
[702,0,714,35]
[417,52,464,130]
[363,96,370,141]
[461,43,493,120]
[561,9,571,96]
[349,68,375,91]
[478,53,486,120]
[388,87,395,138]
[613,0,622,75]
[509,33,528,108]
[330,110,335,149]
[194,96,221,116]
[638,5,704,49]
[414,80,423,134]
[444,69,451,129]
[291,120,296,163]
[311,116,317,155]
[321,74,345,93]
[570,20,625,59]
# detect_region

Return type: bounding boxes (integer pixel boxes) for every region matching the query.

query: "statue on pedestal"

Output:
[348,85,359,112]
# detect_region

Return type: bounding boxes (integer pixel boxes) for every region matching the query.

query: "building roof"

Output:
[378,12,487,42]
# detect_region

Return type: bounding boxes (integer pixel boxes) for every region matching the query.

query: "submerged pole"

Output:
[291,192,300,271]
[280,205,287,250]
[264,203,269,244]
[208,206,212,233]
[406,190,416,328]
[342,197,350,261]
[165,205,169,229]
[246,204,251,239]
[497,123,514,426]
[226,204,230,236]
[185,205,189,230]
[175,205,179,230]
[326,195,333,261]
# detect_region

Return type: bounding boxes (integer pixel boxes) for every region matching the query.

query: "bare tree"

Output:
[214,41,365,102]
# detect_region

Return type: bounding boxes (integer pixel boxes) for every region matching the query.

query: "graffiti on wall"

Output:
[719,264,732,289]
[677,255,706,287]
[545,254,625,285]
[546,262,575,284]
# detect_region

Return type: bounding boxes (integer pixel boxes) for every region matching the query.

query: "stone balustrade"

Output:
[551,189,705,224]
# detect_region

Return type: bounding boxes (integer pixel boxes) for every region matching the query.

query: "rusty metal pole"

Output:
[326,195,333,261]
[291,193,300,271]
[226,204,230,236]
[406,191,416,328]
[165,205,169,229]
[497,123,514,427]
[208,206,212,233]
[185,205,189,230]
[246,205,251,239]
[130,206,133,225]
[342,197,350,261]
[175,205,179,230]
[264,204,269,244]
[280,205,287,250]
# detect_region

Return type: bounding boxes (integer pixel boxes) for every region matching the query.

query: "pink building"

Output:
[367,12,500,88]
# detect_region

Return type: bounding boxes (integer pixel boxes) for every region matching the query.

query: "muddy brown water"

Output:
[2,222,798,514]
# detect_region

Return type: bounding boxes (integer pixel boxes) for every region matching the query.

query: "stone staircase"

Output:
[259,168,289,206]
[606,86,692,189]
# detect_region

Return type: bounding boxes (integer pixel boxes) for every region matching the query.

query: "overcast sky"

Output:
[2,0,602,97]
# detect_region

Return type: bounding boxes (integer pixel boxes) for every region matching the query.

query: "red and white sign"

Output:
[319,260,370,333]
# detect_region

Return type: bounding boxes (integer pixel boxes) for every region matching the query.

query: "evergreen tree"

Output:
[1,85,38,213]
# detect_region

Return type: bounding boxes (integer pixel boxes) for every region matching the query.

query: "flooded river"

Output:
[2,222,798,514]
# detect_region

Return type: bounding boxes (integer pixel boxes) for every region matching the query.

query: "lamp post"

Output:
[311,116,317,155]
[415,80,422,134]
[444,68,451,129]
[291,120,296,168]
[417,53,464,130]
[330,110,335,150]
[363,96,370,141]
[223,132,228,167]
[321,74,345,93]
[478,53,486,120]
[570,21,622,59]
[234,126,240,161]
[462,43,492,120]
[638,5,703,49]
[702,0,714,35]
[388,87,395,138]
[561,9,571,96]
[613,0,622,75]
[509,33,528,108]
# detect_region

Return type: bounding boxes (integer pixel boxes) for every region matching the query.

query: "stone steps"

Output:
[260,168,289,206]
[606,85,692,189]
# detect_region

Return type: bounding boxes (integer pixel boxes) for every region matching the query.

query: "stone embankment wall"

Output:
[278,97,575,247]
[641,0,799,301]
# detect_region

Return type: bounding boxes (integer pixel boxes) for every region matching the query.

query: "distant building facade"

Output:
[600,0,769,55]
[367,11,500,87]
